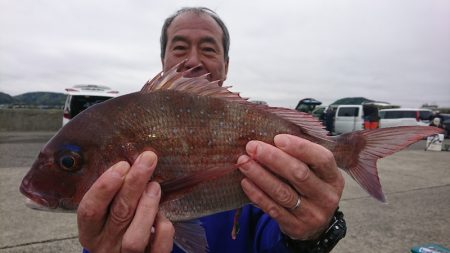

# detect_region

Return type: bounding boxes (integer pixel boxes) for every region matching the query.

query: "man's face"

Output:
[162,12,228,85]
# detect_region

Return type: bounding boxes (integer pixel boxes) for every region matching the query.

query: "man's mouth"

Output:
[180,64,210,79]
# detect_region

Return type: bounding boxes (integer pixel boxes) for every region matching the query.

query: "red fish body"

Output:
[20,64,443,252]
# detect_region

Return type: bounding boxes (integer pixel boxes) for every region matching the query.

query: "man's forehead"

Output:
[171,34,219,45]
[167,12,223,39]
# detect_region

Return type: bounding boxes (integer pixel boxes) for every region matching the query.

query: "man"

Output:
[78,7,346,253]
[324,107,335,135]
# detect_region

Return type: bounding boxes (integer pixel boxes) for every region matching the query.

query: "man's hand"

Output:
[77,151,174,253]
[238,134,345,240]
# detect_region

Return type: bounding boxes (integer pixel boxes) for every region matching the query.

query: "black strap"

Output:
[282,208,347,253]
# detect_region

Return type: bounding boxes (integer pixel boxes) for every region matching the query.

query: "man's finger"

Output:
[148,213,175,253]
[240,177,303,234]
[238,155,300,210]
[77,161,130,246]
[122,182,161,253]
[104,151,158,236]
[244,140,331,199]
[274,134,340,183]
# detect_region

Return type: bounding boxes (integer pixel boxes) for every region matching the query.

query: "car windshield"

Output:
[338,107,359,117]
[419,111,432,120]
[382,111,416,119]
[69,95,112,118]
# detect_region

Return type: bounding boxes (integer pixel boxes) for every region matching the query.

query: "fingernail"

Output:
[146,182,161,197]
[246,141,258,157]
[237,155,251,171]
[110,161,130,178]
[274,134,289,148]
[237,155,249,164]
[136,151,157,169]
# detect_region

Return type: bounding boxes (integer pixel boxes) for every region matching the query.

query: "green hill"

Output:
[13,92,66,106]
[0,92,66,108]
[0,92,16,104]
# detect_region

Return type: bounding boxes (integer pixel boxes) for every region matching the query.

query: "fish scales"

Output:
[105,90,303,220]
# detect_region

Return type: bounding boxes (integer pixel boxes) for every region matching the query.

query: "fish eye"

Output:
[60,156,75,169]
[57,150,82,172]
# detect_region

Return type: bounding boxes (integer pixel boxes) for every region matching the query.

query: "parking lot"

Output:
[1,131,449,253]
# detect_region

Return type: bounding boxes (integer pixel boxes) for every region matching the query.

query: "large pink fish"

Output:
[20,63,443,252]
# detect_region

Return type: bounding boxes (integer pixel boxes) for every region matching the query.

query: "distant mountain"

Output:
[0,92,16,104]
[14,92,66,106]
[0,92,66,107]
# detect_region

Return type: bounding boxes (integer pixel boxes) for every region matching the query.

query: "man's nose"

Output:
[184,49,201,69]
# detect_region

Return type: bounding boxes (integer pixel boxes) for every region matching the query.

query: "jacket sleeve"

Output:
[249,206,292,253]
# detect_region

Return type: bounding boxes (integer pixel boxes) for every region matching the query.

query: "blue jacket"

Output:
[83,205,291,253]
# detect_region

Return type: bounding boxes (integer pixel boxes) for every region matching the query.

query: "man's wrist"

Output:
[282,208,346,253]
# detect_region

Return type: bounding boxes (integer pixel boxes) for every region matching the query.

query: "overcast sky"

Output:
[1,0,449,108]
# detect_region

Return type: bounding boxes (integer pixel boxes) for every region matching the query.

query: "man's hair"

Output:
[160,7,230,61]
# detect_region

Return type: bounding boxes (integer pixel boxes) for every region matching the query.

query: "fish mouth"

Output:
[25,197,52,211]
[24,197,76,213]
[19,183,59,210]
[20,183,77,212]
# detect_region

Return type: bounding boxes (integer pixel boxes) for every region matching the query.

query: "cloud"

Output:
[1,0,449,108]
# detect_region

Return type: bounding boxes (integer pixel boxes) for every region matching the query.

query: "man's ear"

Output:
[224,57,229,80]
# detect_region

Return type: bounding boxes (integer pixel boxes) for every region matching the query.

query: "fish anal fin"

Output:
[174,220,209,253]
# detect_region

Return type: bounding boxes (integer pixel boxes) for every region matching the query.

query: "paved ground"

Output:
[1,132,449,253]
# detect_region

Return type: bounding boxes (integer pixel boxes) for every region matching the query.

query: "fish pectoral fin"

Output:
[174,220,209,253]
[160,164,238,202]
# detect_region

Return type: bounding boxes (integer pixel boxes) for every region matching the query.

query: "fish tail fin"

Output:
[334,126,443,202]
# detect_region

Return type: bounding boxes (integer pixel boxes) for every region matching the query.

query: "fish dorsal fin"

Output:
[266,107,331,140]
[141,61,331,140]
[141,60,247,103]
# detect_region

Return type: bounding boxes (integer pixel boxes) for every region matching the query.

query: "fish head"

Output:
[20,115,109,212]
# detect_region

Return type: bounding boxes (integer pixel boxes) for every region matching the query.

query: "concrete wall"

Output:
[0,109,62,131]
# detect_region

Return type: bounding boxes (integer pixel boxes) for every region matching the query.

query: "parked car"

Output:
[63,85,119,126]
[311,106,326,120]
[295,98,322,113]
[431,113,450,138]
[442,114,450,138]
[333,103,380,135]
[378,108,433,128]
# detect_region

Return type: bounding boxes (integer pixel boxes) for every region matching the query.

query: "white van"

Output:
[333,104,381,134]
[63,85,119,126]
[379,108,433,128]
[334,105,364,134]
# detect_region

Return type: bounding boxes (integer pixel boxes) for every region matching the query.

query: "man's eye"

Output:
[173,46,186,51]
[202,47,217,54]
